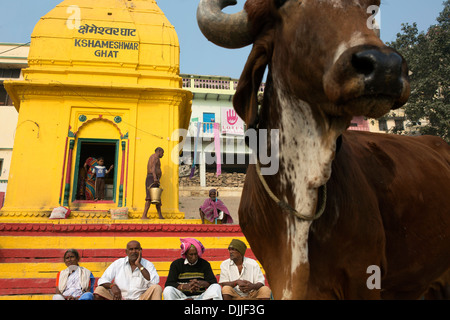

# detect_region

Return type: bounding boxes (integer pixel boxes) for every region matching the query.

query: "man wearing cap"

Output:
[219,239,271,300]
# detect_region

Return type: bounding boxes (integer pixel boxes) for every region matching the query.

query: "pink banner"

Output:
[214,123,222,176]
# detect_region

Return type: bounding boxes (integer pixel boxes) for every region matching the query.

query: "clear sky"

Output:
[0,0,445,78]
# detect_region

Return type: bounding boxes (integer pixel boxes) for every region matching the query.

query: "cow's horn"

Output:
[197,0,253,49]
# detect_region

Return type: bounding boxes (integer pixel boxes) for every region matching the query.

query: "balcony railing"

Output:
[182,75,265,93]
[194,78,231,90]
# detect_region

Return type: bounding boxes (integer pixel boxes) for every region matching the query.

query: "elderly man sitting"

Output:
[94,240,162,300]
[219,239,271,300]
[163,238,222,300]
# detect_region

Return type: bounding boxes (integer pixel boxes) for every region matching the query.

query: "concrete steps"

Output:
[0,219,260,300]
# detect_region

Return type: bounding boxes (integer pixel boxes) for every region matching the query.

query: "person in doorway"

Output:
[83,157,98,200]
[199,189,233,224]
[53,249,95,300]
[76,165,87,200]
[94,240,162,300]
[219,239,271,300]
[163,238,222,300]
[93,157,113,201]
[142,147,164,219]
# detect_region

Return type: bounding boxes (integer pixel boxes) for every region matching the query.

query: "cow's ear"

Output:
[233,34,273,128]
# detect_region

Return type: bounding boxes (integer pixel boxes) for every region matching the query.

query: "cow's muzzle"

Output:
[323,45,410,118]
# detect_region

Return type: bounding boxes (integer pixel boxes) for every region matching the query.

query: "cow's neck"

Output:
[273,84,346,219]
[265,82,348,299]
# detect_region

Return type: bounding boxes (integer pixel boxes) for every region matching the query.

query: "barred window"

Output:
[0,84,13,106]
[378,119,388,131]
[0,69,21,78]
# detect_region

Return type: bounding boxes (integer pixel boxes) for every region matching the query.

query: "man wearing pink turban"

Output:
[180,238,205,259]
[163,238,222,300]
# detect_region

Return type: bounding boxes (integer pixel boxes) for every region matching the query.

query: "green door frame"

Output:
[71,138,119,202]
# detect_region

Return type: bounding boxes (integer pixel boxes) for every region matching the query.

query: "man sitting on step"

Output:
[219,239,271,300]
[163,238,222,300]
[94,240,162,300]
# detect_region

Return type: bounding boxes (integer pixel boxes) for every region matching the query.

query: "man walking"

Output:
[142,147,164,219]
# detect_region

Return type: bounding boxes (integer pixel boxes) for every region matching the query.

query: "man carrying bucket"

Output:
[142,147,164,219]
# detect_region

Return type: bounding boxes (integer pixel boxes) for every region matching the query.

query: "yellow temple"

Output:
[2,0,192,220]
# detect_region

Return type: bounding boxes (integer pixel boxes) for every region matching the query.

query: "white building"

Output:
[180,74,256,186]
[0,43,29,197]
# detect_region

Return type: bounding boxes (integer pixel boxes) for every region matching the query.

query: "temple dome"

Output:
[25,0,181,88]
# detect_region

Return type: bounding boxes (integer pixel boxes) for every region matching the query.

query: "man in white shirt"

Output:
[94,240,162,300]
[219,239,272,300]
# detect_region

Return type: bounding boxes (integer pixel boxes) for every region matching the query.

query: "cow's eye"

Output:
[275,0,288,8]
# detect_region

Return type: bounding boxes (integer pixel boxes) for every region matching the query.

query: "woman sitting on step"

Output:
[199,189,234,224]
[53,249,95,300]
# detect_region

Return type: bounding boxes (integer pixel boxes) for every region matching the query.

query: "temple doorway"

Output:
[73,139,118,202]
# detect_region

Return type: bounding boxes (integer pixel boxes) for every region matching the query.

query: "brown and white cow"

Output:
[197,0,450,299]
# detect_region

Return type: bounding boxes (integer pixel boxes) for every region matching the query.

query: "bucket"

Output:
[149,183,163,204]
